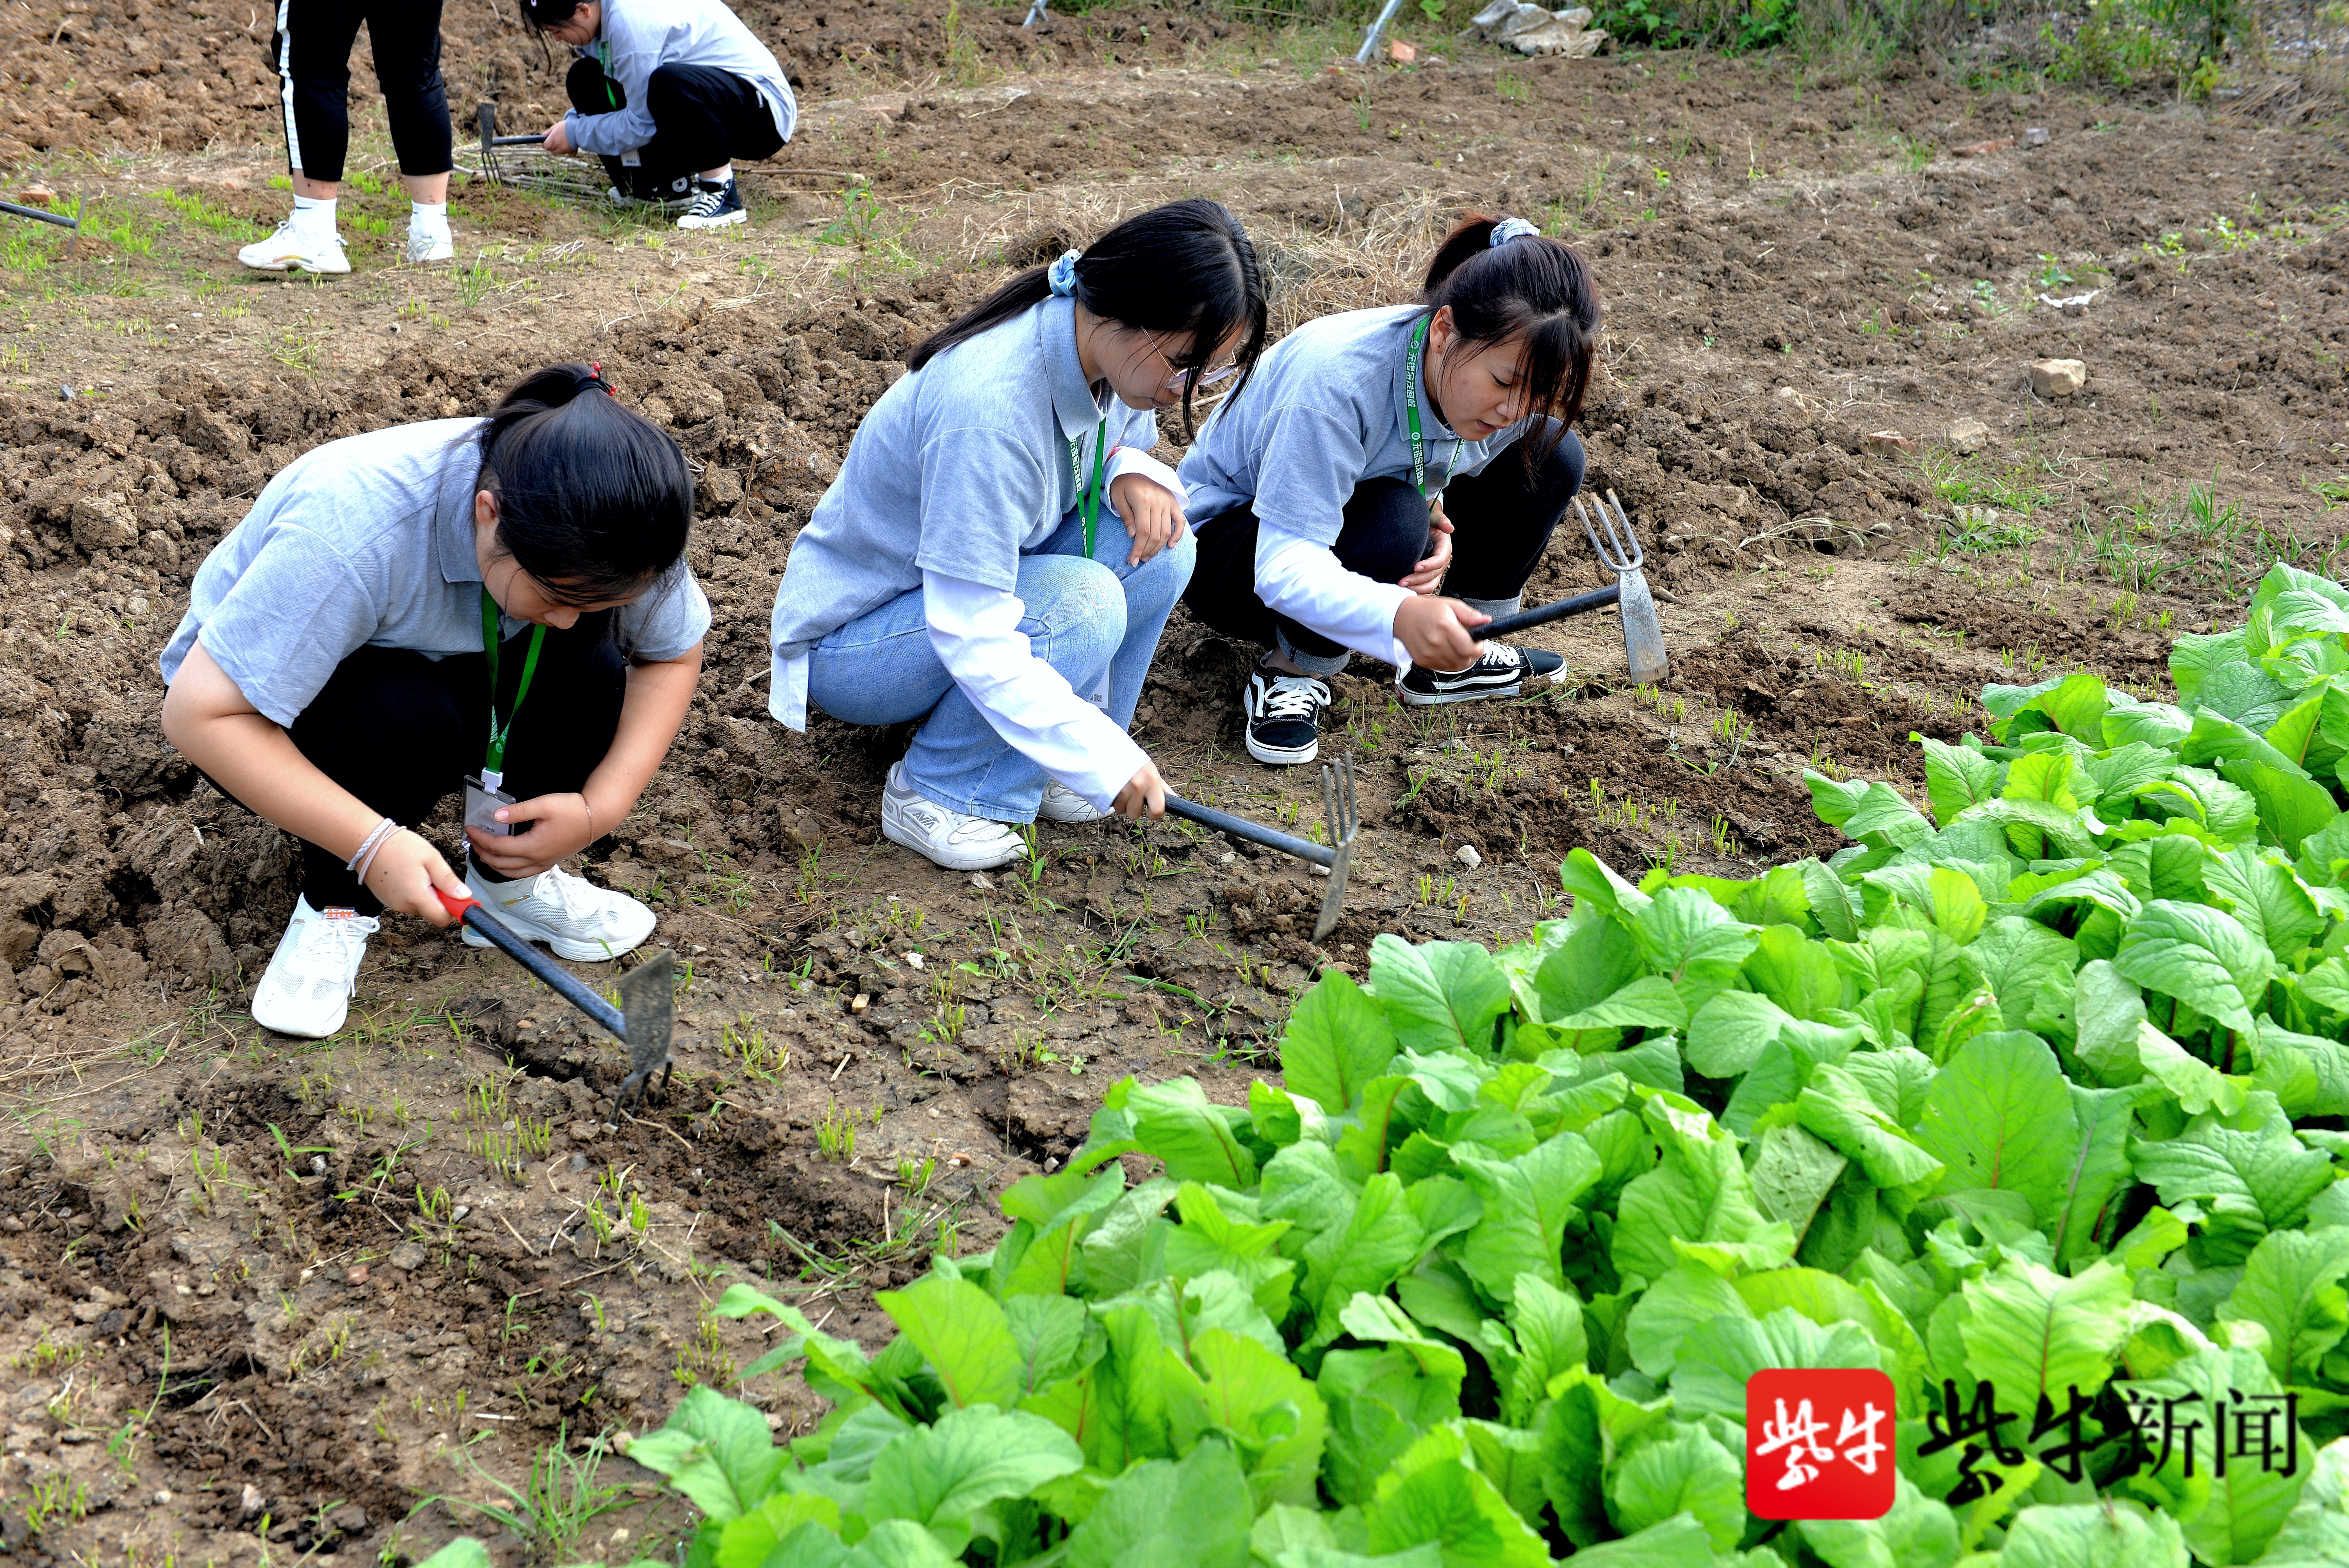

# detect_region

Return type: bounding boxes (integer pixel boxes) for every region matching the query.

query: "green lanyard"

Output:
[480,590,545,791]
[596,41,621,108]
[1403,315,1461,507]
[1067,415,1106,559]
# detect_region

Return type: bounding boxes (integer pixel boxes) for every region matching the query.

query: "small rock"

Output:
[567,1152,590,1172]
[1772,386,1804,406]
[1042,1157,1061,1174]
[1863,430,1916,456]
[327,1504,369,1534]
[345,1266,369,1285]
[2029,358,2087,397]
[1948,417,1991,454]
[1310,863,1332,878]
[1217,850,1237,865]
[388,1241,428,1272]
[241,1483,266,1519]
[906,952,924,970]
[450,1204,471,1222]
[1953,136,2016,157]
[851,993,870,1014]
[969,873,994,890]
[1387,38,1417,61]
[1455,844,1483,868]
[152,1490,172,1507]
[17,185,53,207]
[2023,126,2050,146]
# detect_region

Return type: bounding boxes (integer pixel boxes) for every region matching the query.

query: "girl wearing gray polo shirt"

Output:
[1177,215,1603,766]
[158,366,711,1039]
[768,200,1268,872]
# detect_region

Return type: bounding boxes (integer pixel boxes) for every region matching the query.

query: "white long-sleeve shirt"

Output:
[771,445,1181,812]
[1254,527,1414,669]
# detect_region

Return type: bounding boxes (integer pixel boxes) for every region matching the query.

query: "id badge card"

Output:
[465,774,517,837]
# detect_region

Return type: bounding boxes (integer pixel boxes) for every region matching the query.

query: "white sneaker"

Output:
[1039,781,1108,824]
[237,219,350,275]
[881,762,1024,871]
[405,227,454,264]
[250,896,378,1039]
[460,863,655,962]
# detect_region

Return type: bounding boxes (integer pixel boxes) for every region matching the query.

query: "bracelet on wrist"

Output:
[347,817,401,886]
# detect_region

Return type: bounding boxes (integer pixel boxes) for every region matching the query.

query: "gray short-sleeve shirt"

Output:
[158,418,711,727]
[768,296,1158,660]
[1176,305,1533,544]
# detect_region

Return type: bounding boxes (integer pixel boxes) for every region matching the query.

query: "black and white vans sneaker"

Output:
[1244,660,1332,765]
[675,176,747,230]
[1397,642,1568,706]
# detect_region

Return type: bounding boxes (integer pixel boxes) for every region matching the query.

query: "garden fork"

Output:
[1473,490,1669,685]
[1164,753,1360,943]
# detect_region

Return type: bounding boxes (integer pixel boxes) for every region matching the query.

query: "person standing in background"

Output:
[241,0,457,274]
[520,0,798,232]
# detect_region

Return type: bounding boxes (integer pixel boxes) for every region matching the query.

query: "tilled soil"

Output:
[1,19,2346,1568]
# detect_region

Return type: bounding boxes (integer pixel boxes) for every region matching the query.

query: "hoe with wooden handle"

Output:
[436,888,675,1116]
[1164,754,1360,943]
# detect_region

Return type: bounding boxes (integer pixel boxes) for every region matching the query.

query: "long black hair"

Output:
[909,198,1268,435]
[1420,215,1603,469]
[472,363,694,606]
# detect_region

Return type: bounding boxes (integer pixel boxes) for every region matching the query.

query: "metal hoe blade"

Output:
[614,952,676,1116]
[1574,490,1668,686]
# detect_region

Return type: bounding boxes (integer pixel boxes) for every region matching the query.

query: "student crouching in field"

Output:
[1178,215,1602,765]
[158,366,709,1039]
[767,200,1269,872]
[521,0,798,231]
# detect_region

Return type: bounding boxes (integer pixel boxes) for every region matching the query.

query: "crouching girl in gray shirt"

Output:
[158,365,710,1039]
[1178,215,1603,766]
[768,200,1268,872]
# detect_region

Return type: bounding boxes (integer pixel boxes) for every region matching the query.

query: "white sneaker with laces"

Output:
[237,219,350,275]
[250,896,378,1039]
[881,762,1024,871]
[405,227,454,264]
[461,863,656,961]
[1039,780,1108,824]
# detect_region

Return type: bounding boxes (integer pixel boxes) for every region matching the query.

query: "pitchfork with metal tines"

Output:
[1469,489,1668,685]
[1164,753,1360,942]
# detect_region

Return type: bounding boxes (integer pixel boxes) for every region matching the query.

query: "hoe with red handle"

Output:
[435,887,675,1115]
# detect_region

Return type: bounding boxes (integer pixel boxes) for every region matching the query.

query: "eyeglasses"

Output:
[1142,329,1240,392]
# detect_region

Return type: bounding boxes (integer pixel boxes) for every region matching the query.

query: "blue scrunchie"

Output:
[1489,216,1540,247]
[1047,249,1082,297]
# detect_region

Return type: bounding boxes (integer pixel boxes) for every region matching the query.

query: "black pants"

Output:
[271,0,453,184]
[566,58,785,200]
[1185,430,1586,665]
[215,618,626,914]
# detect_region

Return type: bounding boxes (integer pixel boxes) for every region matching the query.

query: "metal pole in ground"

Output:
[1355,0,1409,62]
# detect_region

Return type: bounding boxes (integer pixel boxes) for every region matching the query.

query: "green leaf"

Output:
[1302,1172,1428,1347]
[863,1405,1084,1554]
[1916,1031,2081,1229]
[1451,1131,1601,1302]
[1671,1307,1887,1419]
[1499,1274,1587,1426]
[1546,975,1687,1032]
[2133,1101,2336,1238]
[1283,972,1401,1114]
[1127,1078,1259,1187]
[2114,899,2278,1033]
[2214,1226,2349,1385]
[627,1386,788,1523]
[1919,736,2002,827]
[1605,1428,1745,1552]
[1633,887,1761,1012]
[2174,627,2251,706]
[1554,1515,1718,1568]
[2052,1082,2144,1268]
[2256,1434,2349,1567]
[1744,922,1848,1019]
[1613,1093,1794,1285]
[1530,913,1643,1025]
[844,1521,955,1568]
[1687,990,1792,1078]
[1003,1293,1091,1398]
[1956,1257,2134,1416]
[410,1541,493,1568]
[1061,1436,1252,1568]
[1809,773,1935,849]
[1968,916,2080,1039]
[1365,1453,1551,1568]
[875,1277,1021,1411]
[2128,1346,2308,1567]
[1797,1062,1944,1193]
[2226,759,2344,855]
[1996,1502,2189,1568]
[1162,1328,1328,1510]
[1748,1121,1850,1247]
[717,1494,843,1568]
[1624,1262,1751,1380]
[2203,845,2327,961]
[1370,936,1514,1057]
[1797,1474,1959,1568]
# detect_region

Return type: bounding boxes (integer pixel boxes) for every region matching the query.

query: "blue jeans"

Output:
[807,508,1194,823]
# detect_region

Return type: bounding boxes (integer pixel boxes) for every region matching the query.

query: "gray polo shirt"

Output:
[768,296,1158,660]
[159,418,710,727]
[1176,304,1533,543]
[565,0,798,159]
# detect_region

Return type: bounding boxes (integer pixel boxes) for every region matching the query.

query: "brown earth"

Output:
[0,14,2345,1568]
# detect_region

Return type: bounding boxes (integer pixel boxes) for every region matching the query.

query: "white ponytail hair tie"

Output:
[1047,249,1082,297]
[1488,216,1540,247]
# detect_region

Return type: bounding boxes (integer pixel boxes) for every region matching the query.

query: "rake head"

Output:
[1573,490,1668,686]
[1312,752,1361,944]
[468,100,613,205]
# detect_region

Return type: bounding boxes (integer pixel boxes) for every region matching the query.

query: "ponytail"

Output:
[473,363,695,606]
[909,198,1271,435]
[1421,214,1603,468]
